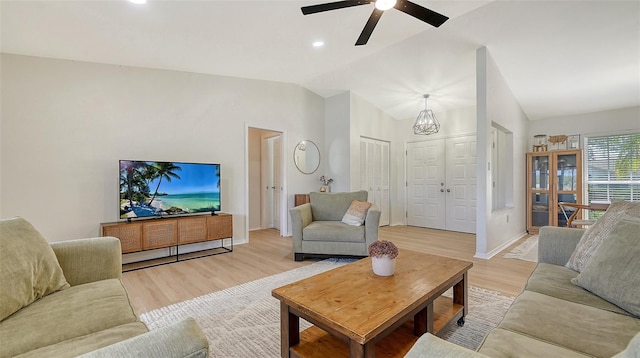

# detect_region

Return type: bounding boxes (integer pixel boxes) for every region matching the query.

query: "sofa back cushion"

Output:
[310,191,368,221]
[566,200,640,272]
[0,217,70,321]
[571,216,640,317]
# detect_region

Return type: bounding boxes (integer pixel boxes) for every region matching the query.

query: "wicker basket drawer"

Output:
[142,220,177,250]
[178,217,208,244]
[207,215,233,240]
[102,223,142,253]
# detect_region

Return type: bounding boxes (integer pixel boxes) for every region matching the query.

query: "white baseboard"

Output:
[474,231,527,260]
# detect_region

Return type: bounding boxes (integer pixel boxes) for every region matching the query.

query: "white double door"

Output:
[360,137,390,226]
[406,135,476,233]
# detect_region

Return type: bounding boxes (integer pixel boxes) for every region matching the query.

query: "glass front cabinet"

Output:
[526,149,583,234]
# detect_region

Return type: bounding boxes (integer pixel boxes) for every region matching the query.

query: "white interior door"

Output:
[272,135,281,230]
[262,134,281,230]
[360,137,390,226]
[406,136,476,233]
[445,135,477,233]
[406,140,446,229]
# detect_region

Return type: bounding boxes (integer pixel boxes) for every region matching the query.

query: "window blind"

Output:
[586,133,640,203]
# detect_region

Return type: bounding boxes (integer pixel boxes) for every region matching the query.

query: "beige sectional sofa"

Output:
[406,220,640,357]
[0,217,209,358]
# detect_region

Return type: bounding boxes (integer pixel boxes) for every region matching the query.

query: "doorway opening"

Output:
[247,127,286,236]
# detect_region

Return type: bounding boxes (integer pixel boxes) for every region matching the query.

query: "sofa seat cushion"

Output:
[0,278,138,358]
[478,328,592,358]
[14,322,148,358]
[525,263,630,316]
[303,221,365,242]
[495,291,639,358]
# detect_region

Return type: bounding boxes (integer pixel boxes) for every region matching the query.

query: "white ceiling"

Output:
[2,0,639,120]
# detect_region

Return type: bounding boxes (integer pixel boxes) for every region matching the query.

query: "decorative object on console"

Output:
[548,134,568,150]
[319,175,333,192]
[413,94,440,135]
[368,240,399,276]
[567,134,581,149]
[533,134,547,151]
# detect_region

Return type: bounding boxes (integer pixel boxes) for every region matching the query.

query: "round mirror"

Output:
[294,140,320,174]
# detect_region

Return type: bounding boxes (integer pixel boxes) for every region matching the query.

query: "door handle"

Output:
[440,189,445,192]
[446,189,451,193]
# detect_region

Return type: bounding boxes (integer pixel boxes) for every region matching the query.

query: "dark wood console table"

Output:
[294,194,310,207]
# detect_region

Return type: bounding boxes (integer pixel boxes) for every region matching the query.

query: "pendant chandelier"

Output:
[412,94,440,135]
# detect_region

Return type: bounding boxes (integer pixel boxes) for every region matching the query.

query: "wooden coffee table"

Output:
[272,250,473,358]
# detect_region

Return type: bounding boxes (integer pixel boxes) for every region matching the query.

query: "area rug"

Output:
[503,235,538,263]
[140,259,514,357]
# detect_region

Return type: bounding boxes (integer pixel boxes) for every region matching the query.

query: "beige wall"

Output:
[1,54,325,243]
[2,53,636,246]
[528,106,640,145]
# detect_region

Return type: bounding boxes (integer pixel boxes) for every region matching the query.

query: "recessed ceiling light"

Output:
[128,0,147,4]
[312,41,324,48]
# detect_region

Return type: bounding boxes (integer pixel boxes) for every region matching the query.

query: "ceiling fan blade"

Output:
[301,0,371,15]
[355,8,383,46]
[394,0,448,27]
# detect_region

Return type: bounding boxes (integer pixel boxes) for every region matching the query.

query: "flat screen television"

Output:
[119,160,221,220]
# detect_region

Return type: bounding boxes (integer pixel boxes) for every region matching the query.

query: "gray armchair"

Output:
[289,191,381,261]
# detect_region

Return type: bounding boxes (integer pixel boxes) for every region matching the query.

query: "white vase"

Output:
[371,255,396,276]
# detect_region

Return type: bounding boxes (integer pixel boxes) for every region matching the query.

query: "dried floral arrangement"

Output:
[319,175,334,186]
[368,240,399,259]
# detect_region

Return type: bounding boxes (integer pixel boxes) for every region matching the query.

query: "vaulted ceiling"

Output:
[2,0,638,120]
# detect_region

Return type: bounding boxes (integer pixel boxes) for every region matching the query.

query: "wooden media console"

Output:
[101,213,233,271]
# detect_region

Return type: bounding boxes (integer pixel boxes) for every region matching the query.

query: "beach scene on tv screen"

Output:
[120,161,220,219]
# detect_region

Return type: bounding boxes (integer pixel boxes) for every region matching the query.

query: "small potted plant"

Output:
[319,175,334,192]
[368,240,399,276]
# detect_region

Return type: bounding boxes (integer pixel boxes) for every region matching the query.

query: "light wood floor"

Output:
[122,226,536,316]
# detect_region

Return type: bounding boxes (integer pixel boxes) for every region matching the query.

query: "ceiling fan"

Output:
[301,0,449,46]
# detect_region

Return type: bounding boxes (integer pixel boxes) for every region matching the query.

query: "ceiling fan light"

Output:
[375,0,397,11]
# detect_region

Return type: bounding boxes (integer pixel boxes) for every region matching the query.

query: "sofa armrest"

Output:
[78,318,208,358]
[50,237,122,286]
[289,203,313,252]
[364,204,381,248]
[404,333,489,358]
[538,226,585,265]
